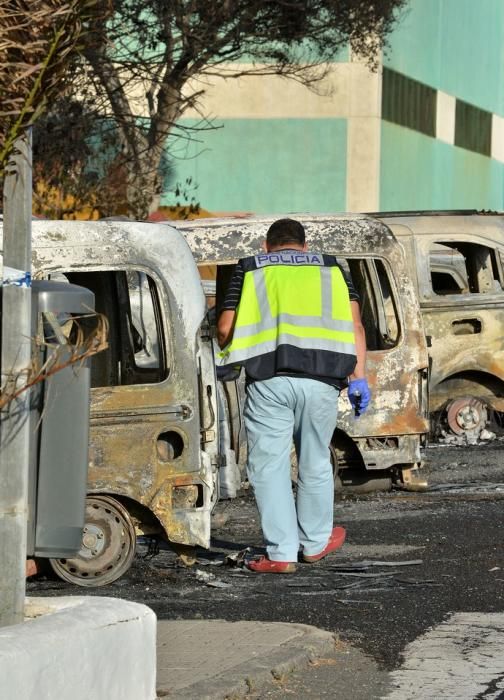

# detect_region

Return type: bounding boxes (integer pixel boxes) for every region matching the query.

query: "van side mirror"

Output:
[426,335,432,347]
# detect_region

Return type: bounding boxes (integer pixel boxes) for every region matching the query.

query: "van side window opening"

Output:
[55,270,168,388]
[347,258,400,350]
[375,259,400,345]
[430,242,504,296]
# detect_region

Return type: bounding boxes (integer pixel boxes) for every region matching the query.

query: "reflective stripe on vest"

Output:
[218,254,356,367]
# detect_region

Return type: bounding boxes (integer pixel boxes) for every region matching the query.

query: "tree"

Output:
[31,96,198,219]
[0,0,108,175]
[39,0,407,219]
[32,98,116,219]
[0,0,112,401]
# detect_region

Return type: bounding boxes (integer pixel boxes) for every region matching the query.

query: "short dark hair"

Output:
[266,218,306,248]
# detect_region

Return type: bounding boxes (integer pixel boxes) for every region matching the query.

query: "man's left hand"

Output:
[348,378,371,416]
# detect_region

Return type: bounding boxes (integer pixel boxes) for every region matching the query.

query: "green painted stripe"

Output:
[164,118,348,214]
[380,122,504,210]
[384,0,504,116]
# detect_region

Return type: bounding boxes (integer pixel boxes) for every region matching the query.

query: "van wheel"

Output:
[445,396,488,439]
[50,495,137,587]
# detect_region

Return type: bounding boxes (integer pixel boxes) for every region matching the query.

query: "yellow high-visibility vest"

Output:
[218,251,357,380]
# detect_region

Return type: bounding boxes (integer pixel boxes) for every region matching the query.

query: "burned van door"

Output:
[49,268,206,586]
[215,264,247,473]
[200,264,245,497]
[333,255,428,482]
[415,236,504,440]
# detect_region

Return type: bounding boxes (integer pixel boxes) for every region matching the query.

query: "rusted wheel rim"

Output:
[446,397,487,435]
[50,495,136,587]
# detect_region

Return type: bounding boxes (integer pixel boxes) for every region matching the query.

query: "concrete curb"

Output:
[1,596,157,700]
[157,621,335,700]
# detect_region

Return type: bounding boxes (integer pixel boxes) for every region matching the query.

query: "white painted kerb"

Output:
[384,612,504,699]
[0,596,157,700]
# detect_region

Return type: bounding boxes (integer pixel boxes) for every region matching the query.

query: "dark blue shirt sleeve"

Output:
[221,260,245,311]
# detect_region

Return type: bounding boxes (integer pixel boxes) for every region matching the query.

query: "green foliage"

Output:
[102,0,407,77]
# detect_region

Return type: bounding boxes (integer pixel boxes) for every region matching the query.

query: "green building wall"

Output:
[166,118,347,214]
[380,0,504,212]
[163,0,504,215]
[384,0,504,115]
[380,122,504,211]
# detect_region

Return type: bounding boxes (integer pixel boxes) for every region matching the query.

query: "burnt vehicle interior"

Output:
[424,239,504,440]
[52,270,168,388]
[429,242,503,296]
[347,258,400,350]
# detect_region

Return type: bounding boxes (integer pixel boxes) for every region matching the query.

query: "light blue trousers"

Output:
[244,376,340,562]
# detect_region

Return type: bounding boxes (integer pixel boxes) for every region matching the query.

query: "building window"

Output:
[382,68,436,138]
[454,100,492,156]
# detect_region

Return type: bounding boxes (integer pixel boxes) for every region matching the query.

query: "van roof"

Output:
[0,219,207,339]
[374,211,504,239]
[176,213,397,263]
[367,209,500,217]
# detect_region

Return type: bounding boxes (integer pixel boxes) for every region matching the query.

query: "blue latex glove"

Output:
[348,378,371,417]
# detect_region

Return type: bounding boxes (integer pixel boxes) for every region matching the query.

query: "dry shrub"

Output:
[0,311,109,409]
[0,0,109,171]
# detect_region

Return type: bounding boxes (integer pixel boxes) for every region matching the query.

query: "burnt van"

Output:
[378,212,504,442]
[178,214,430,493]
[1,219,226,586]
[1,215,432,586]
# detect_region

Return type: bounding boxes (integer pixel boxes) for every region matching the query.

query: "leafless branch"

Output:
[0,311,109,409]
[0,0,110,172]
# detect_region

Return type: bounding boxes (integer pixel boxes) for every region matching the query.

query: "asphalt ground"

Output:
[28,441,504,680]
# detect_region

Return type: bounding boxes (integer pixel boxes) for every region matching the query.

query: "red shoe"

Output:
[246,556,296,574]
[303,526,346,563]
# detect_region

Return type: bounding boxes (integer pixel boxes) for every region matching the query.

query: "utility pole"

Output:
[0,131,33,627]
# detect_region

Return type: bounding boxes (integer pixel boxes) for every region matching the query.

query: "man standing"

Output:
[217,218,370,573]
